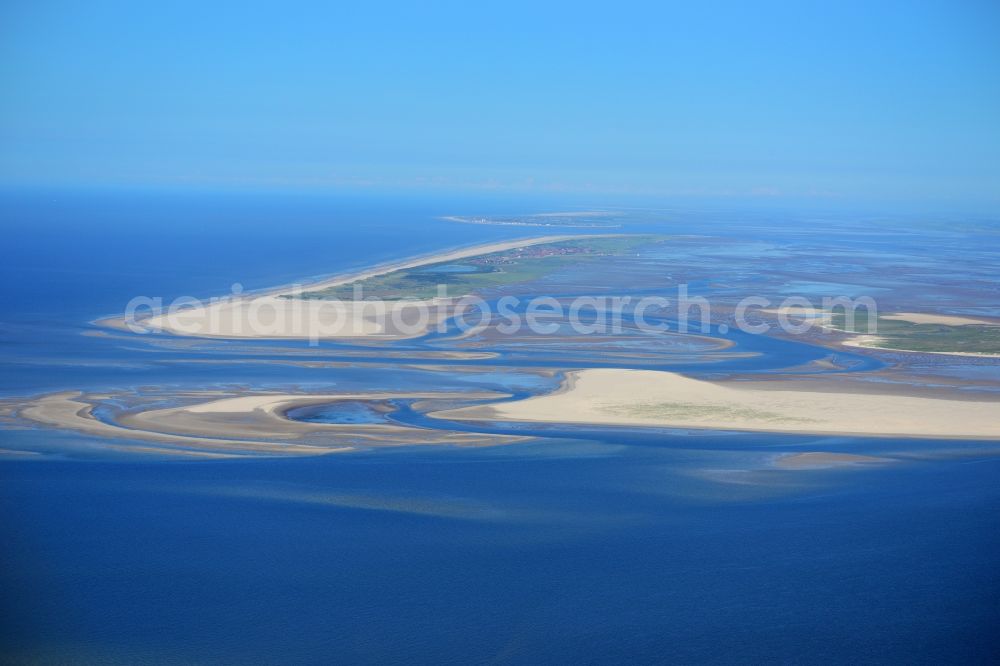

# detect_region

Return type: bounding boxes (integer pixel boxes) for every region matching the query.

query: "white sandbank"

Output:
[433,368,1000,439]
[881,312,1000,326]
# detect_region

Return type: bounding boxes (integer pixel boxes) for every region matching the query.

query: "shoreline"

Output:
[841,335,1000,359]
[100,234,611,341]
[431,368,1000,440]
[12,389,524,458]
[255,233,596,299]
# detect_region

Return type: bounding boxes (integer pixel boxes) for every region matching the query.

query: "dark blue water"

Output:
[0,190,998,664]
[2,449,998,664]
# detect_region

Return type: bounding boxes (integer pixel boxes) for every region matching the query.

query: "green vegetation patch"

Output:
[832,313,1000,354]
[296,236,659,300]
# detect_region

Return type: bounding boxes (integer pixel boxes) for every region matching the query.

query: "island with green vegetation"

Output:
[296,236,658,300]
[833,312,1000,355]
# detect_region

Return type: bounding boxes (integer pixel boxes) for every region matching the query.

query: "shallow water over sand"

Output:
[1,192,998,663]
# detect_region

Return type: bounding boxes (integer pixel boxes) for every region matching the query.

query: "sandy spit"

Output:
[113,235,603,340]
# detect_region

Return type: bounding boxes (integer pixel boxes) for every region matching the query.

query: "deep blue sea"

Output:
[1,190,998,664]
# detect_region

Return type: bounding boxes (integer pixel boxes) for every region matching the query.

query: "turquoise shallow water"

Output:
[287,400,391,424]
[0,191,998,663]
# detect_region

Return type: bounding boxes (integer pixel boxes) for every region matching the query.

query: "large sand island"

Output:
[434,368,1000,439]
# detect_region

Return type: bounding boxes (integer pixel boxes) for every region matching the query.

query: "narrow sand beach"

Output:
[880,312,1000,326]
[433,368,1000,439]
[129,235,590,340]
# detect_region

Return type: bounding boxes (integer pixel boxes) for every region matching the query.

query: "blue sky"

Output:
[2,0,999,207]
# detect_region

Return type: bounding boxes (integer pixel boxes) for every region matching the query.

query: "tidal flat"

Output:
[1,194,998,663]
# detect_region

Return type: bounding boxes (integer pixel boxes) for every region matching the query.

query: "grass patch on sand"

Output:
[833,313,1000,354]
